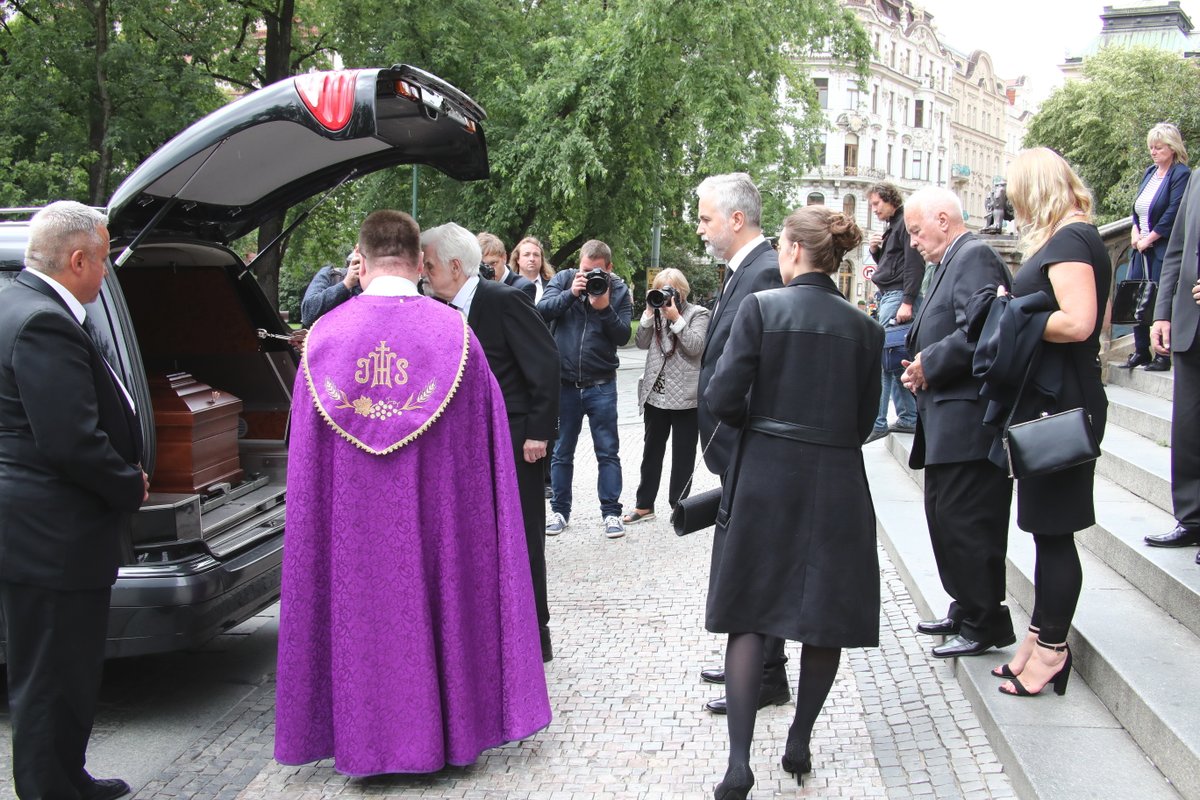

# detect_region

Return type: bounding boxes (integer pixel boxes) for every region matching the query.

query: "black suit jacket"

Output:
[0,271,144,589]
[906,234,1012,468]
[502,270,537,302]
[698,239,783,474]
[467,278,560,443]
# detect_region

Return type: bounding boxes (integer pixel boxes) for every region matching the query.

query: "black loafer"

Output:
[864,428,888,444]
[931,632,1016,659]
[1144,356,1172,372]
[1145,525,1200,548]
[1120,352,1151,369]
[916,617,960,636]
[705,683,791,715]
[81,778,131,800]
[700,668,725,684]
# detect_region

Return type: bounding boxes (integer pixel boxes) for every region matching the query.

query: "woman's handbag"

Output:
[1111,251,1158,326]
[670,423,723,536]
[883,322,913,372]
[1001,356,1100,480]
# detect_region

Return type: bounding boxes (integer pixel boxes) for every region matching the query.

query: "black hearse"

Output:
[0,65,488,659]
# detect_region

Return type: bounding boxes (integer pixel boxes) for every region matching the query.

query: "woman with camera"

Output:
[622,269,710,525]
[704,206,881,798]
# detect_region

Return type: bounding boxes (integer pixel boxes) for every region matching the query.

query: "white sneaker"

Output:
[546,512,568,535]
[603,515,625,539]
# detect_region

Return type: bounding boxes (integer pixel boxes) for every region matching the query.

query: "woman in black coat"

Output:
[992,147,1110,698]
[704,206,883,799]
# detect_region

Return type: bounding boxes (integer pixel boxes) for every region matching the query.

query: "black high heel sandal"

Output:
[714,763,754,800]
[999,641,1071,697]
[780,740,812,786]
[991,626,1039,678]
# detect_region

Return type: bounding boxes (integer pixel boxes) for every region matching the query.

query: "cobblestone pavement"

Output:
[1,348,1016,800]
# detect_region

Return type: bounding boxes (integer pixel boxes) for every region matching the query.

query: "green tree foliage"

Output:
[1025,47,1200,224]
[328,0,869,280]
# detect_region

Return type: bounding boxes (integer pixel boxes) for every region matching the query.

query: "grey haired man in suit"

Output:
[693,172,789,714]
[0,201,149,800]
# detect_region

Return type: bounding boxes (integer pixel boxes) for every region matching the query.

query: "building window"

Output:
[914,99,925,128]
[815,78,829,109]
[888,92,895,123]
[844,133,859,174]
[843,194,856,219]
[870,139,878,169]
[807,192,826,206]
[901,148,909,179]
[887,144,894,176]
[938,158,944,185]
[872,84,879,113]
[813,135,827,166]
[847,86,860,109]
[900,98,909,126]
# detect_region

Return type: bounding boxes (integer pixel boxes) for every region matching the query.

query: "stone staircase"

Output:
[868,359,1200,799]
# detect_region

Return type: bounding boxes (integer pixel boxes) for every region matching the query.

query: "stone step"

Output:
[1105,383,1173,446]
[874,432,1200,799]
[865,438,1182,800]
[1096,423,1172,515]
[1106,359,1175,401]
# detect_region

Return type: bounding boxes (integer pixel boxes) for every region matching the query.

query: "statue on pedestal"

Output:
[982,181,1014,235]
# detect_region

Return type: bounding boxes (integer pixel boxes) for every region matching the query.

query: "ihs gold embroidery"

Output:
[354,341,409,387]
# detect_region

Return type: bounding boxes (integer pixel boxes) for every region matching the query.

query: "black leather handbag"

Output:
[671,487,723,536]
[1001,357,1100,480]
[1111,252,1157,325]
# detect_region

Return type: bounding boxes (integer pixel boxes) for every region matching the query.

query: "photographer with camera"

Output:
[300,245,363,327]
[623,269,710,526]
[538,239,633,538]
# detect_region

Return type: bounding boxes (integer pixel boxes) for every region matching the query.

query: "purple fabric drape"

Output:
[275,295,551,776]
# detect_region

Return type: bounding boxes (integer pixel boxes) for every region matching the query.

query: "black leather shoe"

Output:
[864,428,888,444]
[1145,525,1200,548]
[916,617,960,636]
[539,626,553,663]
[81,778,131,800]
[931,632,1017,659]
[1120,351,1151,369]
[1144,355,1172,371]
[705,682,791,714]
[1195,550,1200,565]
[700,668,725,684]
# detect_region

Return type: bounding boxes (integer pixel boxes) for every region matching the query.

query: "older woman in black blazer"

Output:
[1125,122,1190,371]
[704,206,883,799]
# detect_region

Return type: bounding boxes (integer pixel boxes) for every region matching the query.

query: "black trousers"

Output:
[1,581,111,800]
[1172,345,1200,530]
[634,404,698,510]
[924,459,1014,641]
[512,437,550,629]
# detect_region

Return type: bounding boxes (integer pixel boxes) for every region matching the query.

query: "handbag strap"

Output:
[1003,350,1041,434]
[677,422,722,501]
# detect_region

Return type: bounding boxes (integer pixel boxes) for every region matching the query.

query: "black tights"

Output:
[1027,533,1082,644]
[724,633,841,769]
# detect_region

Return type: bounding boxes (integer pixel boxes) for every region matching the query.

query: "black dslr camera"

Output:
[478,261,496,280]
[646,286,679,310]
[584,268,610,296]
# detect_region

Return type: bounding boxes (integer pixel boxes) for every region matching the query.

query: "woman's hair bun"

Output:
[828,213,863,259]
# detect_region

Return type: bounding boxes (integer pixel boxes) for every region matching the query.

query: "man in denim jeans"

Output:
[538,240,633,538]
[865,182,925,443]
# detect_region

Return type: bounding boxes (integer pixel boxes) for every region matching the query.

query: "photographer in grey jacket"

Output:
[624,268,710,524]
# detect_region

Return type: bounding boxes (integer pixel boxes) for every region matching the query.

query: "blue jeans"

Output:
[875,289,918,431]
[551,380,622,519]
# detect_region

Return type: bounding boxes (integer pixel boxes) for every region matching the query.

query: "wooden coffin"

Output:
[149,372,244,494]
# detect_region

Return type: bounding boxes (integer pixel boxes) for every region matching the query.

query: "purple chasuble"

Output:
[275,294,551,776]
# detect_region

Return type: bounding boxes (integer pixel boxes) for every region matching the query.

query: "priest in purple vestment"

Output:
[275,210,551,777]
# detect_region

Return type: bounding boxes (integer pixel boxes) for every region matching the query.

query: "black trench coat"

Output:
[703,272,883,647]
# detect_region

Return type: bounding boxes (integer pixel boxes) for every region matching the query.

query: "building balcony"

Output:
[951,163,971,184]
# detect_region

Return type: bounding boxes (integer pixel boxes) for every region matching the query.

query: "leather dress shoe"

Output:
[916,617,960,636]
[1144,525,1200,548]
[1195,550,1200,565]
[81,778,131,800]
[700,668,725,684]
[539,626,553,663]
[864,428,888,444]
[931,632,1016,659]
[1120,351,1151,369]
[705,683,791,714]
[1143,355,1172,372]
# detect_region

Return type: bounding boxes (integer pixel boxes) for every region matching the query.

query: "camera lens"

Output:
[647,289,666,308]
[585,269,609,296]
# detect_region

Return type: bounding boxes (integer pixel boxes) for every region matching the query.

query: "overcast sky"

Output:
[912,0,1200,105]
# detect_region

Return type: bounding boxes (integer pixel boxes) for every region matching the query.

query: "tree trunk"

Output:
[252,0,296,312]
[549,233,587,270]
[84,0,112,205]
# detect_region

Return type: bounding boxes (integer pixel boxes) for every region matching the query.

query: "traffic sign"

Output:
[862,265,876,281]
